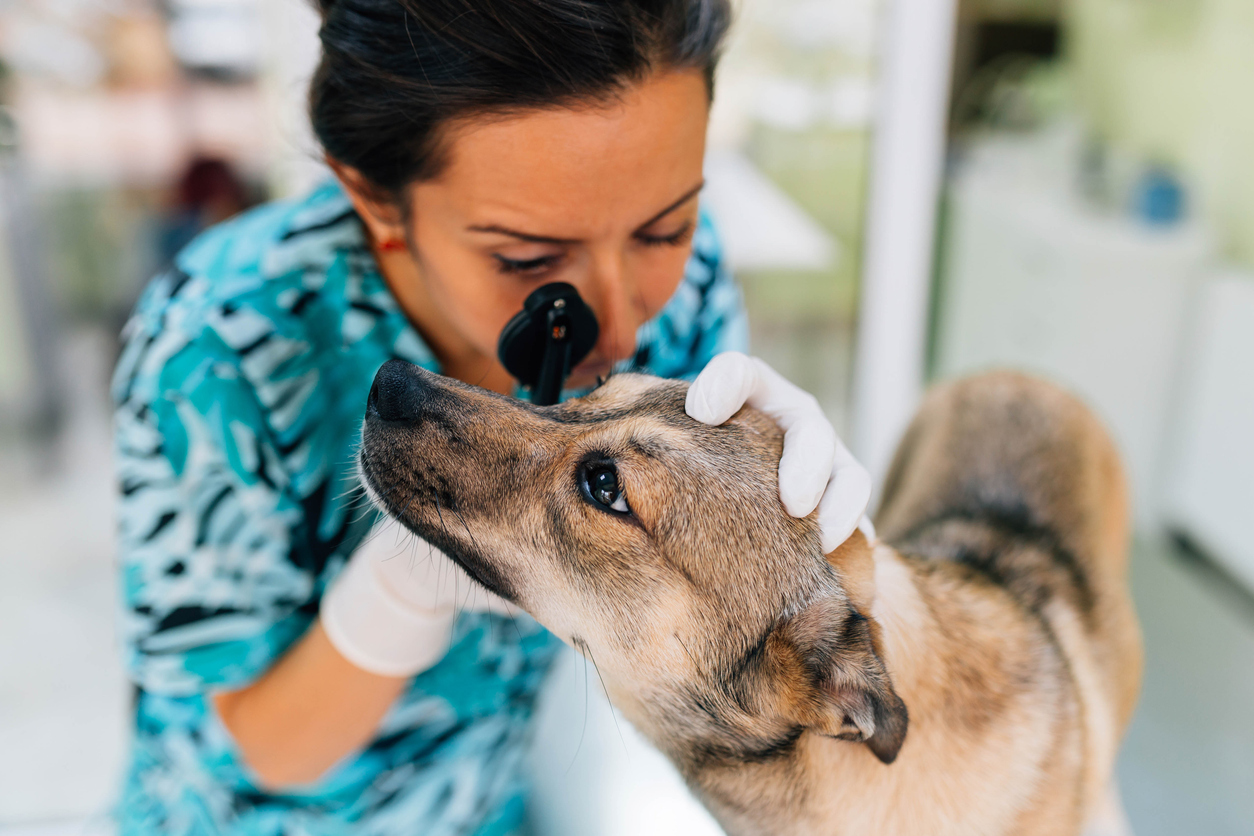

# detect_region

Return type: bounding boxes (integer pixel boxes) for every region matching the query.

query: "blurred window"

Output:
[703,0,885,429]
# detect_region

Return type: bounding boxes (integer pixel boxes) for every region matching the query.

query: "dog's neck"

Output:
[689,541,999,836]
[866,542,932,701]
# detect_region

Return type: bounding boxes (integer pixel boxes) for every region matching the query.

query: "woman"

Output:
[112,0,870,833]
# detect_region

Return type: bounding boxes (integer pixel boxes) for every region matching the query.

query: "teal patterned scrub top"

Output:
[111,180,748,835]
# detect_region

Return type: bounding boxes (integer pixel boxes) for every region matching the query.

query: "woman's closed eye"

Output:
[635,219,693,248]
[493,252,564,275]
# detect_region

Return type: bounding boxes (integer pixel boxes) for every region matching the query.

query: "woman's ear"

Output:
[327,157,408,246]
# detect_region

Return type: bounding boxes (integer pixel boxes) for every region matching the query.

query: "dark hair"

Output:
[176,156,247,211]
[310,0,731,196]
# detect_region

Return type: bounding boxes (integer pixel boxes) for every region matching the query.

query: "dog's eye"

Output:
[585,465,630,514]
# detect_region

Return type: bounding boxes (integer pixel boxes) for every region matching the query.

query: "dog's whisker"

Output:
[585,643,629,759]
[673,633,698,667]
[432,489,451,541]
[347,503,377,526]
[343,483,378,515]
[403,529,423,574]
[350,481,400,527]
[566,637,592,776]
[355,510,407,554]
[331,477,368,504]
[450,504,485,570]
[357,520,393,551]
[371,492,420,565]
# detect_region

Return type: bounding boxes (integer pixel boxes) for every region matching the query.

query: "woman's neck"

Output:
[372,243,516,395]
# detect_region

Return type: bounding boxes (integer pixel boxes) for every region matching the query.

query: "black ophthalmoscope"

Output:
[496,282,599,406]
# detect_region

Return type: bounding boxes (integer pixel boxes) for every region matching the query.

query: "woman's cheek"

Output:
[637,247,691,317]
[441,257,531,350]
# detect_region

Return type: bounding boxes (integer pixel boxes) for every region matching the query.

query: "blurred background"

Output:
[0,0,1250,834]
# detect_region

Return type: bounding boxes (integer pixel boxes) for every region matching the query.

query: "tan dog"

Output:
[359,362,1142,836]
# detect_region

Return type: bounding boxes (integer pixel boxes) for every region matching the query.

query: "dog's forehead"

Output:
[564,373,689,421]
[587,372,682,405]
[564,372,783,453]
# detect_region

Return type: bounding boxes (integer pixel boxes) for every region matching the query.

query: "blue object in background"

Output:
[1133,166,1187,227]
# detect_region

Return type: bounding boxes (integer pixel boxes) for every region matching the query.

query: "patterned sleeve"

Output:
[631,209,750,381]
[111,267,316,697]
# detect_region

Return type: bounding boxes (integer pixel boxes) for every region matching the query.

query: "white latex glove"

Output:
[321,523,519,678]
[686,352,874,554]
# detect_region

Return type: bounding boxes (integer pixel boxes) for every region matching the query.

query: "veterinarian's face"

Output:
[343,70,709,391]
[359,363,823,707]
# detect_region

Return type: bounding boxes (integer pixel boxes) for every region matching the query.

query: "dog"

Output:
[358,360,1142,836]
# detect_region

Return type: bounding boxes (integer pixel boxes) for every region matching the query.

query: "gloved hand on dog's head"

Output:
[686,351,873,554]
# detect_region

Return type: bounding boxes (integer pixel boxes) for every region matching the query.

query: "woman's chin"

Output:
[565,362,614,391]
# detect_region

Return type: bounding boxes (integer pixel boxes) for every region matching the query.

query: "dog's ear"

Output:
[773,596,908,764]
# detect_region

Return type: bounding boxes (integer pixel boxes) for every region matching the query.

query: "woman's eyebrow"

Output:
[636,181,705,229]
[465,226,581,245]
[465,181,706,244]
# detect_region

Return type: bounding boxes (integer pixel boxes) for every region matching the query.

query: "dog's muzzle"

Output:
[367,359,444,425]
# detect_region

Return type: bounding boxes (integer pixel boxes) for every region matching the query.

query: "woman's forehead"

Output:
[416,70,709,235]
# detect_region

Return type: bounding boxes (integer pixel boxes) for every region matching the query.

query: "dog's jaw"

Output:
[357,436,523,604]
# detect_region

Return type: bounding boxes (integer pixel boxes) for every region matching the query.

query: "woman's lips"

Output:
[577,359,613,376]
[565,357,617,387]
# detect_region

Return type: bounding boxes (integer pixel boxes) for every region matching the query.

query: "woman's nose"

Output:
[585,258,640,364]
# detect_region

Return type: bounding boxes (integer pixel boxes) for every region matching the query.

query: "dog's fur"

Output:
[360,362,1142,836]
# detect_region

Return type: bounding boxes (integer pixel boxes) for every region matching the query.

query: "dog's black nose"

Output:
[368,359,430,424]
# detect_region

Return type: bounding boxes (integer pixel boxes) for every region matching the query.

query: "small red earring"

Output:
[378,238,406,253]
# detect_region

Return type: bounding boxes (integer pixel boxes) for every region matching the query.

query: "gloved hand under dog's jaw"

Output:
[321,525,518,678]
[686,352,874,554]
